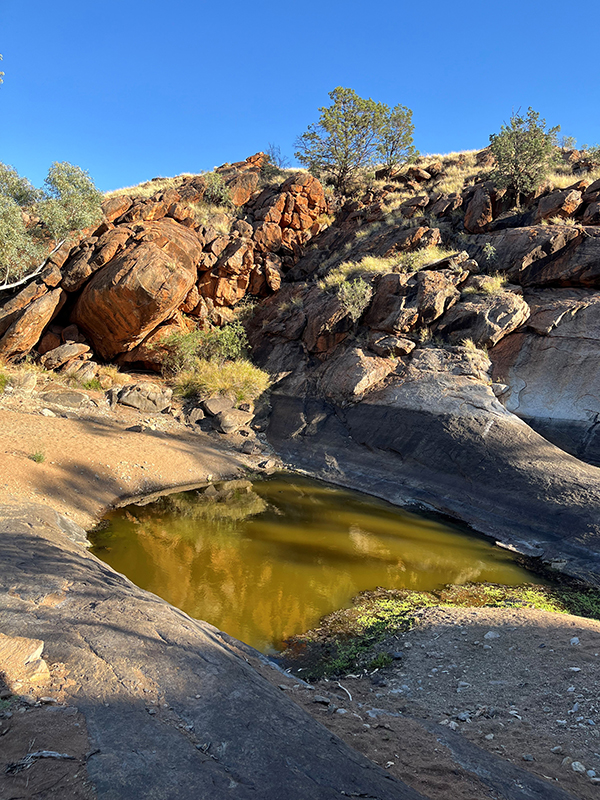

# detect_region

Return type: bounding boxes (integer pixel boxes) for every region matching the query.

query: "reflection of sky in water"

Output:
[91,475,533,653]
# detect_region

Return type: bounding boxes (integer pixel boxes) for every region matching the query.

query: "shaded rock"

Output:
[38,332,62,356]
[464,186,494,233]
[118,318,192,372]
[40,342,90,370]
[215,408,255,433]
[536,189,582,222]
[118,382,173,413]
[490,288,600,465]
[316,347,395,405]
[364,273,419,334]
[435,291,530,347]
[0,289,65,361]
[582,202,600,226]
[302,287,352,354]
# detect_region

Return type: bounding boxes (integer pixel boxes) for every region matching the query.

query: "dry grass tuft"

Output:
[174,359,270,404]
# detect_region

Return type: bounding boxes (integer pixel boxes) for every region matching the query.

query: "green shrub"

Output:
[202,172,232,207]
[337,277,373,322]
[489,108,560,204]
[35,162,103,240]
[163,322,249,374]
[29,450,45,463]
[0,371,8,393]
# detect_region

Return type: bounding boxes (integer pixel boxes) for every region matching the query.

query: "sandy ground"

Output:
[0,377,269,528]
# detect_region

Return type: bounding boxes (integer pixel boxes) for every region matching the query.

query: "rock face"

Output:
[0,502,426,800]
[0,288,64,360]
[490,288,600,465]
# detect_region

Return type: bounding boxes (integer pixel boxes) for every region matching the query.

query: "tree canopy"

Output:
[0,161,103,287]
[295,87,416,193]
[489,108,560,202]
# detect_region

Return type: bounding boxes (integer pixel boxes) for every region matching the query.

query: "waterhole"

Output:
[90,473,534,653]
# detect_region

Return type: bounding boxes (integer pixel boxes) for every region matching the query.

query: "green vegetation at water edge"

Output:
[282,583,600,681]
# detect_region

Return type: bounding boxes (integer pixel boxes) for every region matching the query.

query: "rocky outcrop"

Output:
[264,345,600,585]
[0,502,425,800]
[435,289,530,347]
[490,288,600,465]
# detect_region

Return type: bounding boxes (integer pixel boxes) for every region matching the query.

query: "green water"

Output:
[90,474,534,653]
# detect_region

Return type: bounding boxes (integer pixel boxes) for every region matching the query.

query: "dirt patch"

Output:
[0,378,271,529]
[264,605,600,799]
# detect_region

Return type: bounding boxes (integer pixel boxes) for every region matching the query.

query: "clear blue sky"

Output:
[1,0,598,193]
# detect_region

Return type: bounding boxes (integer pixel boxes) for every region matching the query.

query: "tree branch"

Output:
[0,239,66,293]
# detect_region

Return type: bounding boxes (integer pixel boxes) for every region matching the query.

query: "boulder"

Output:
[435,291,530,348]
[118,382,173,413]
[71,221,201,359]
[369,334,416,357]
[489,288,600,465]
[535,189,582,222]
[316,347,395,405]
[302,288,353,354]
[0,633,50,689]
[363,273,419,334]
[0,289,65,361]
[416,269,463,324]
[202,395,235,416]
[215,408,255,434]
[101,195,133,222]
[583,202,600,225]
[40,342,91,370]
[464,186,494,233]
[0,280,49,338]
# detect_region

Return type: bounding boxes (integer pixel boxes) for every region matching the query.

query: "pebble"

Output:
[314,695,330,705]
[569,667,581,672]
[572,761,586,773]
[41,408,56,417]
[567,686,575,692]
[588,770,597,778]
[570,637,580,646]
[335,708,348,715]
[485,733,494,740]
[482,644,492,650]
[562,757,573,767]
[484,631,500,640]
[551,746,563,754]
[523,754,534,762]
[147,708,157,715]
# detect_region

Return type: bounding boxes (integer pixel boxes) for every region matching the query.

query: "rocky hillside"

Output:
[2,146,600,583]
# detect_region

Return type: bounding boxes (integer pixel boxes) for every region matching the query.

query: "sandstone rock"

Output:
[118,382,173,413]
[0,279,49,337]
[406,166,431,182]
[38,390,90,408]
[225,171,260,206]
[101,195,133,223]
[7,371,37,394]
[489,288,600,465]
[254,222,283,252]
[416,270,462,324]
[429,194,463,217]
[302,288,352,354]
[435,291,530,348]
[0,288,65,361]
[464,186,493,233]
[215,408,255,433]
[369,334,416,358]
[316,347,395,405]
[64,360,98,383]
[536,189,582,222]
[71,220,201,359]
[202,396,235,416]
[41,342,91,370]
[0,633,50,689]
[40,264,63,287]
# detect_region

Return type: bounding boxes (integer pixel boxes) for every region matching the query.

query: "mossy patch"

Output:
[280,583,600,681]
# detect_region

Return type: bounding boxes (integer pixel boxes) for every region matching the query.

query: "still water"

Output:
[90,474,533,653]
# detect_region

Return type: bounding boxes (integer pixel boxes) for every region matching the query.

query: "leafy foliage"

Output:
[0,161,103,284]
[377,104,417,172]
[295,87,416,194]
[489,108,560,202]
[202,172,232,207]
[163,321,249,374]
[337,277,373,322]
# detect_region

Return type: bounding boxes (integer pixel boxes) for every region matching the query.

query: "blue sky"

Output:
[1,0,598,192]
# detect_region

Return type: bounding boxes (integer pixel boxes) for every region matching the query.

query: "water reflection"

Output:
[91,474,533,653]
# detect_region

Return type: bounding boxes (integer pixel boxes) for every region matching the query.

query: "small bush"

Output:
[0,371,8,393]
[337,277,373,322]
[202,172,232,207]
[175,359,270,404]
[462,273,507,296]
[29,450,45,463]
[482,242,498,264]
[163,322,249,374]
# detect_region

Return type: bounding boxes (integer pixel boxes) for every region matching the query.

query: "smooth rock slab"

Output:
[0,502,425,800]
